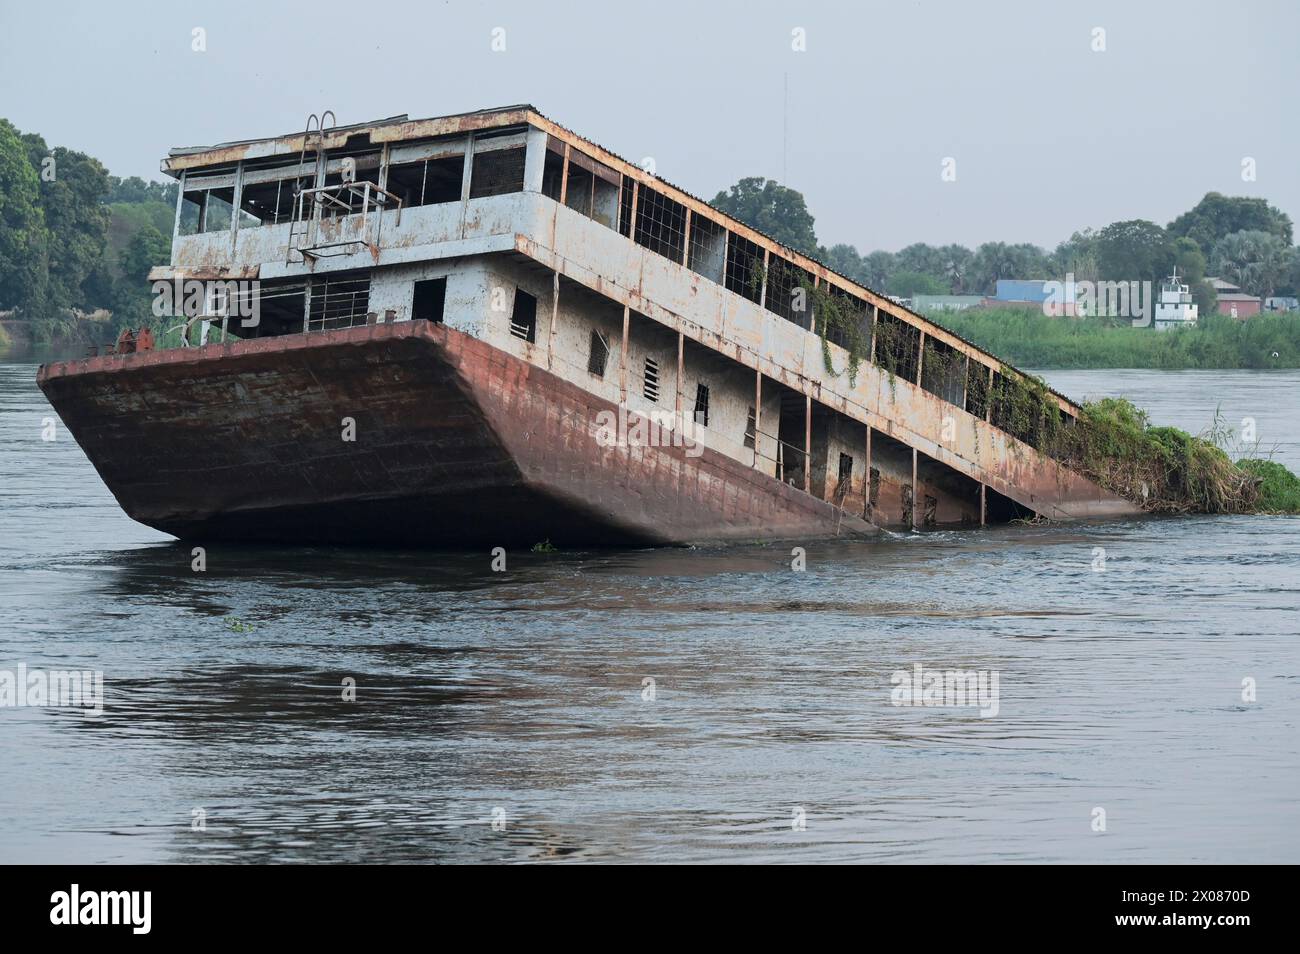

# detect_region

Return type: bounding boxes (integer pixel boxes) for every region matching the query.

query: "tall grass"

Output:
[928,307,1300,369]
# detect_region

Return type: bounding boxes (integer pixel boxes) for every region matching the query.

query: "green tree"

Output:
[861,250,895,290]
[1168,192,1292,250]
[1285,247,1300,297]
[937,244,974,293]
[892,242,972,293]
[1172,235,1215,316]
[111,223,170,328]
[1095,219,1172,283]
[0,119,50,315]
[709,177,818,255]
[823,243,865,284]
[102,200,174,282]
[1053,228,1100,282]
[106,175,175,205]
[894,243,944,278]
[968,242,1051,294]
[1172,236,1206,283]
[1191,280,1218,317]
[12,123,112,318]
[35,141,111,310]
[1211,230,1291,303]
[888,270,946,298]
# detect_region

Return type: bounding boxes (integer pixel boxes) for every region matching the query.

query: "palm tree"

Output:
[1212,230,1289,303]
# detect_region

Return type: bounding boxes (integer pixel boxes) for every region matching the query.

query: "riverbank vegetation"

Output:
[0,118,172,350]
[935,307,1300,369]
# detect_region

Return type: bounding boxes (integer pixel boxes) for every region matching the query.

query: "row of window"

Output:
[540,138,1073,447]
[178,137,528,236]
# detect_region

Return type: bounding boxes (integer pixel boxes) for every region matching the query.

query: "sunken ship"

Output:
[37,106,1139,546]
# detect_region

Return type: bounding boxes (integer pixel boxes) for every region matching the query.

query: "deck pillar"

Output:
[229,162,244,253]
[911,447,919,529]
[559,143,570,205]
[620,305,630,403]
[547,270,559,370]
[868,304,878,365]
[675,331,684,418]
[804,393,812,495]
[864,426,872,519]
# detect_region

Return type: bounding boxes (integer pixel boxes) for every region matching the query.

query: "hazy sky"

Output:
[2,0,1296,253]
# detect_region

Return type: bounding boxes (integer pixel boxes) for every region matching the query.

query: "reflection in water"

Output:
[2,364,1298,862]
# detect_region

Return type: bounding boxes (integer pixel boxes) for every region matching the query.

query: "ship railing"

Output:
[757,433,809,487]
[287,181,403,264]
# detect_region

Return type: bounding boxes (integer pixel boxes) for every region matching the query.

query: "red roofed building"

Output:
[1209,278,1261,319]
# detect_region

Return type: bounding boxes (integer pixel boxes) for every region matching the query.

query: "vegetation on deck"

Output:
[994,386,1300,516]
[797,275,1299,518]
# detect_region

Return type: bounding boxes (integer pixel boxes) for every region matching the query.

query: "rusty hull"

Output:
[37,322,877,547]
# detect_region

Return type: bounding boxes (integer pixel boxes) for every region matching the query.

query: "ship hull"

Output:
[37,321,877,547]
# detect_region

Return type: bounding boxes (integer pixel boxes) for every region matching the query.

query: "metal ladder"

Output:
[285,111,334,264]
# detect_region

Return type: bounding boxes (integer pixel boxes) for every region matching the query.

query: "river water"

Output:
[1,360,1297,863]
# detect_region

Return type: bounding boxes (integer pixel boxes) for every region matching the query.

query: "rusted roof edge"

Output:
[159,103,1077,413]
[160,105,536,175]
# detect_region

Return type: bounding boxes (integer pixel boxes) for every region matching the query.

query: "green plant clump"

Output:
[1237,459,1300,514]
[964,378,1300,515]
[1056,397,1299,515]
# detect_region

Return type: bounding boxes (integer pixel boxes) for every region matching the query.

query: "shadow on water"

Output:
[86,520,1155,622]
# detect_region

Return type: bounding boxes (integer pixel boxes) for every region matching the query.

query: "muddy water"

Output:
[1,361,1297,863]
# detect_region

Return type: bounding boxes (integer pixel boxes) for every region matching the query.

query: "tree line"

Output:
[2,119,1297,348]
[711,177,1300,315]
[0,118,173,344]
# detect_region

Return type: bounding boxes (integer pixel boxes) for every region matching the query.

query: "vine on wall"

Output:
[744,259,1292,514]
